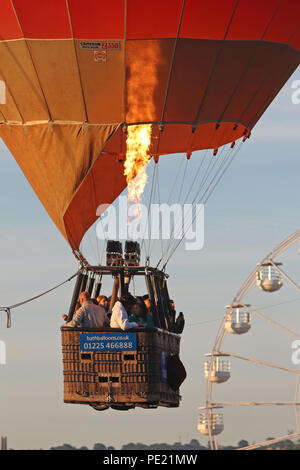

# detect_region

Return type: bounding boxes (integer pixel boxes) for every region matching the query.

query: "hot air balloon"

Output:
[0,0,299,410]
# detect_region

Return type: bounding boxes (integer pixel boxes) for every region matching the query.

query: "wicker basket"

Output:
[61,327,182,409]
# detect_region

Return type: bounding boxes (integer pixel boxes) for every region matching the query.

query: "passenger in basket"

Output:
[168,299,176,331]
[62,291,109,328]
[110,294,138,330]
[174,311,185,334]
[62,300,80,322]
[169,299,185,334]
[128,299,154,328]
[141,294,151,312]
[141,294,155,320]
[97,295,110,317]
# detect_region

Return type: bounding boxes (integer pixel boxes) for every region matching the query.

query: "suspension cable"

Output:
[163,144,231,262]
[148,160,164,260]
[140,160,157,261]
[160,156,193,262]
[0,272,78,327]
[161,146,231,265]
[160,119,236,264]
[166,157,186,205]
[162,140,243,268]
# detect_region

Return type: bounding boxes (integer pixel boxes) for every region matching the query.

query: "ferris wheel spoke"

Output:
[218,350,300,374]
[294,375,300,431]
[271,232,300,259]
[238,432,300,450]
[232,231,300,303]
[211,401,300,406]
[232,271,258,305]
[268,259,300,293]
[239,303,300,339]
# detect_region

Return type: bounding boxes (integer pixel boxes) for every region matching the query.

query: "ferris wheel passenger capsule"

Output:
[224,304,251,335]
[256,261,283,292]
[197,412,224,436]
[204,356,231,383]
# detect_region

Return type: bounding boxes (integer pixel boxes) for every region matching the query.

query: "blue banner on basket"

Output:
[160,351,168,383]
[80,333,137,351]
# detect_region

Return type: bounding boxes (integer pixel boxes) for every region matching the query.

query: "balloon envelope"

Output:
[0,0,299,251]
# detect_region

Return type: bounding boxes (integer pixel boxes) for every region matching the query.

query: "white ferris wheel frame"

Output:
[202,229,300,450]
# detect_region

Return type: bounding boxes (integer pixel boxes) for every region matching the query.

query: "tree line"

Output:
[49,438,300,451]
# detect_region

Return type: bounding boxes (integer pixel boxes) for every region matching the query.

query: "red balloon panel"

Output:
[68,0,125,39]
[180,0,237,39]
[12,0,71,39]
[126,0,183,39]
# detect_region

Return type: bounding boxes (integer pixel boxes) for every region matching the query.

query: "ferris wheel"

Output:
[199,230,300,450]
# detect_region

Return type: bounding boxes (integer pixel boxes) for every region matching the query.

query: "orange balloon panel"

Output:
[0,0,298,252]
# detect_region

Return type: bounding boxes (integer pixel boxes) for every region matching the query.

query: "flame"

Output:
[125,124,152,205]
[124,42,161,213]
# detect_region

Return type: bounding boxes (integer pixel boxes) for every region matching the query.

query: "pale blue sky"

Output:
[0,70,299,449]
